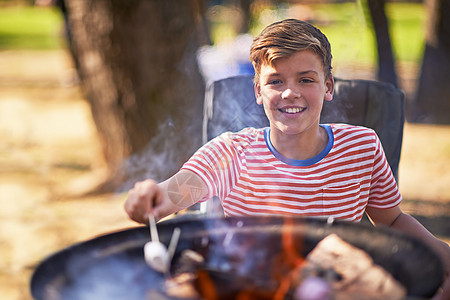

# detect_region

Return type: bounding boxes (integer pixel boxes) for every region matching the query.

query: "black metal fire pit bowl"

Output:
[30,215,444,300]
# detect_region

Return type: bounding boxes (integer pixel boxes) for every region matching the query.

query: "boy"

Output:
[125,19,449,298]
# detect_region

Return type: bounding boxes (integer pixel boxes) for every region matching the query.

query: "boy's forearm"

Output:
[390,213,449,261]
[156,170,209,217]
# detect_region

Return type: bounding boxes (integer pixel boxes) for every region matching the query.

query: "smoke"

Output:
[115,36,255,194]
[203,74,269,145]
[117,119,186,192]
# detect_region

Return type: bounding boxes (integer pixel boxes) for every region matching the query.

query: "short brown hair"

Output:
[250,19,332,82]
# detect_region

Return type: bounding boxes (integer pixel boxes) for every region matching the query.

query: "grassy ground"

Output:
[0,5,64,50]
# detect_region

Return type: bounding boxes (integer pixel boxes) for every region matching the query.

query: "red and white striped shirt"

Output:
[182,124,401,222]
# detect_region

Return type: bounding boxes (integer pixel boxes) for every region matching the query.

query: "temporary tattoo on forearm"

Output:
[167,172,206,206]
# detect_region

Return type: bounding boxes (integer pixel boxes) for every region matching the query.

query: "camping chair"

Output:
[201,74,405,215]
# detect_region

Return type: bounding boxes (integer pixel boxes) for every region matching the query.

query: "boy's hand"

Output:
[125,179,165,224]
[124,170,208,223]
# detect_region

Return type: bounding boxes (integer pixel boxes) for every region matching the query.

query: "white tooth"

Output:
[282,107,305,113]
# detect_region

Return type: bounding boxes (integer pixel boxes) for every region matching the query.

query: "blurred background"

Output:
[0,0,449,299]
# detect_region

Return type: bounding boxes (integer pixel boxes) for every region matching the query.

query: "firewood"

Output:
[165,273,200,299]
[172,249,205,276]
[302,234,406,300]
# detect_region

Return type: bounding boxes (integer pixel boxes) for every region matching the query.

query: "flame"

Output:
[273,218,306,300]
[192,218,307,299]
[196,270,219,300]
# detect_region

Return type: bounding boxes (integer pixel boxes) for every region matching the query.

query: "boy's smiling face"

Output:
[255,50,334,138]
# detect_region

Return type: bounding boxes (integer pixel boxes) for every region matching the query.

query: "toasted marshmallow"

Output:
[144,241,170,273]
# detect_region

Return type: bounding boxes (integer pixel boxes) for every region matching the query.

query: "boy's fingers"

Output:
[125,180,159,224]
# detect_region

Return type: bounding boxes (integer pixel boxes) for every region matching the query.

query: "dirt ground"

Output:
[0,50,449,300]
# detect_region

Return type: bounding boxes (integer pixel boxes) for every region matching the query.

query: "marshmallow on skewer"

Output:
[144,215,181,274]
[144,214,170,273]
[144,240,170,273]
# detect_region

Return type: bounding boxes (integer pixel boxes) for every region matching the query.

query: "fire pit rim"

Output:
[30,215,444,300]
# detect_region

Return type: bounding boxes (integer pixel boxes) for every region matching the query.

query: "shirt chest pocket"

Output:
[321,182,363,220]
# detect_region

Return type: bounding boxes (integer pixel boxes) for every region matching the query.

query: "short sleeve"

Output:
[367,133,402,209]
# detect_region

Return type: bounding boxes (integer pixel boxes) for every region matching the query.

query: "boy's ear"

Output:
[255,82,263,105]
[324,75,334,102]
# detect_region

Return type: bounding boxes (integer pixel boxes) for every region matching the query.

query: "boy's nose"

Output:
[281,87,301,99]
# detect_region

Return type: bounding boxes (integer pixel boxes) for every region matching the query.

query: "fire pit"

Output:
[30,215,443,299]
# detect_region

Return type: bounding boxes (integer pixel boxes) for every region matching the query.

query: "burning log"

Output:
[172,249,206,276]
[298,234,407,300]
[165,273,200,300]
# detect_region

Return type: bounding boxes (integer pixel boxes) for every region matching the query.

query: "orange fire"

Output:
[196,269,219,300]
[193,218,307,299]
[273,218,306,300]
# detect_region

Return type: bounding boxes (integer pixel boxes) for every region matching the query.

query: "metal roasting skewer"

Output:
[148,214,159,243]
[167,227,181,261]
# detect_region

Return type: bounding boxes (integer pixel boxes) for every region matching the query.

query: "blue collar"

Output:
[264,125,334,166]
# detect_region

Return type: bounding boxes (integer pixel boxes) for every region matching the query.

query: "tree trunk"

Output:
[367,0,399,88]
[65,0,206,191]
[411,0,450,124]
[236,0,252,34]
